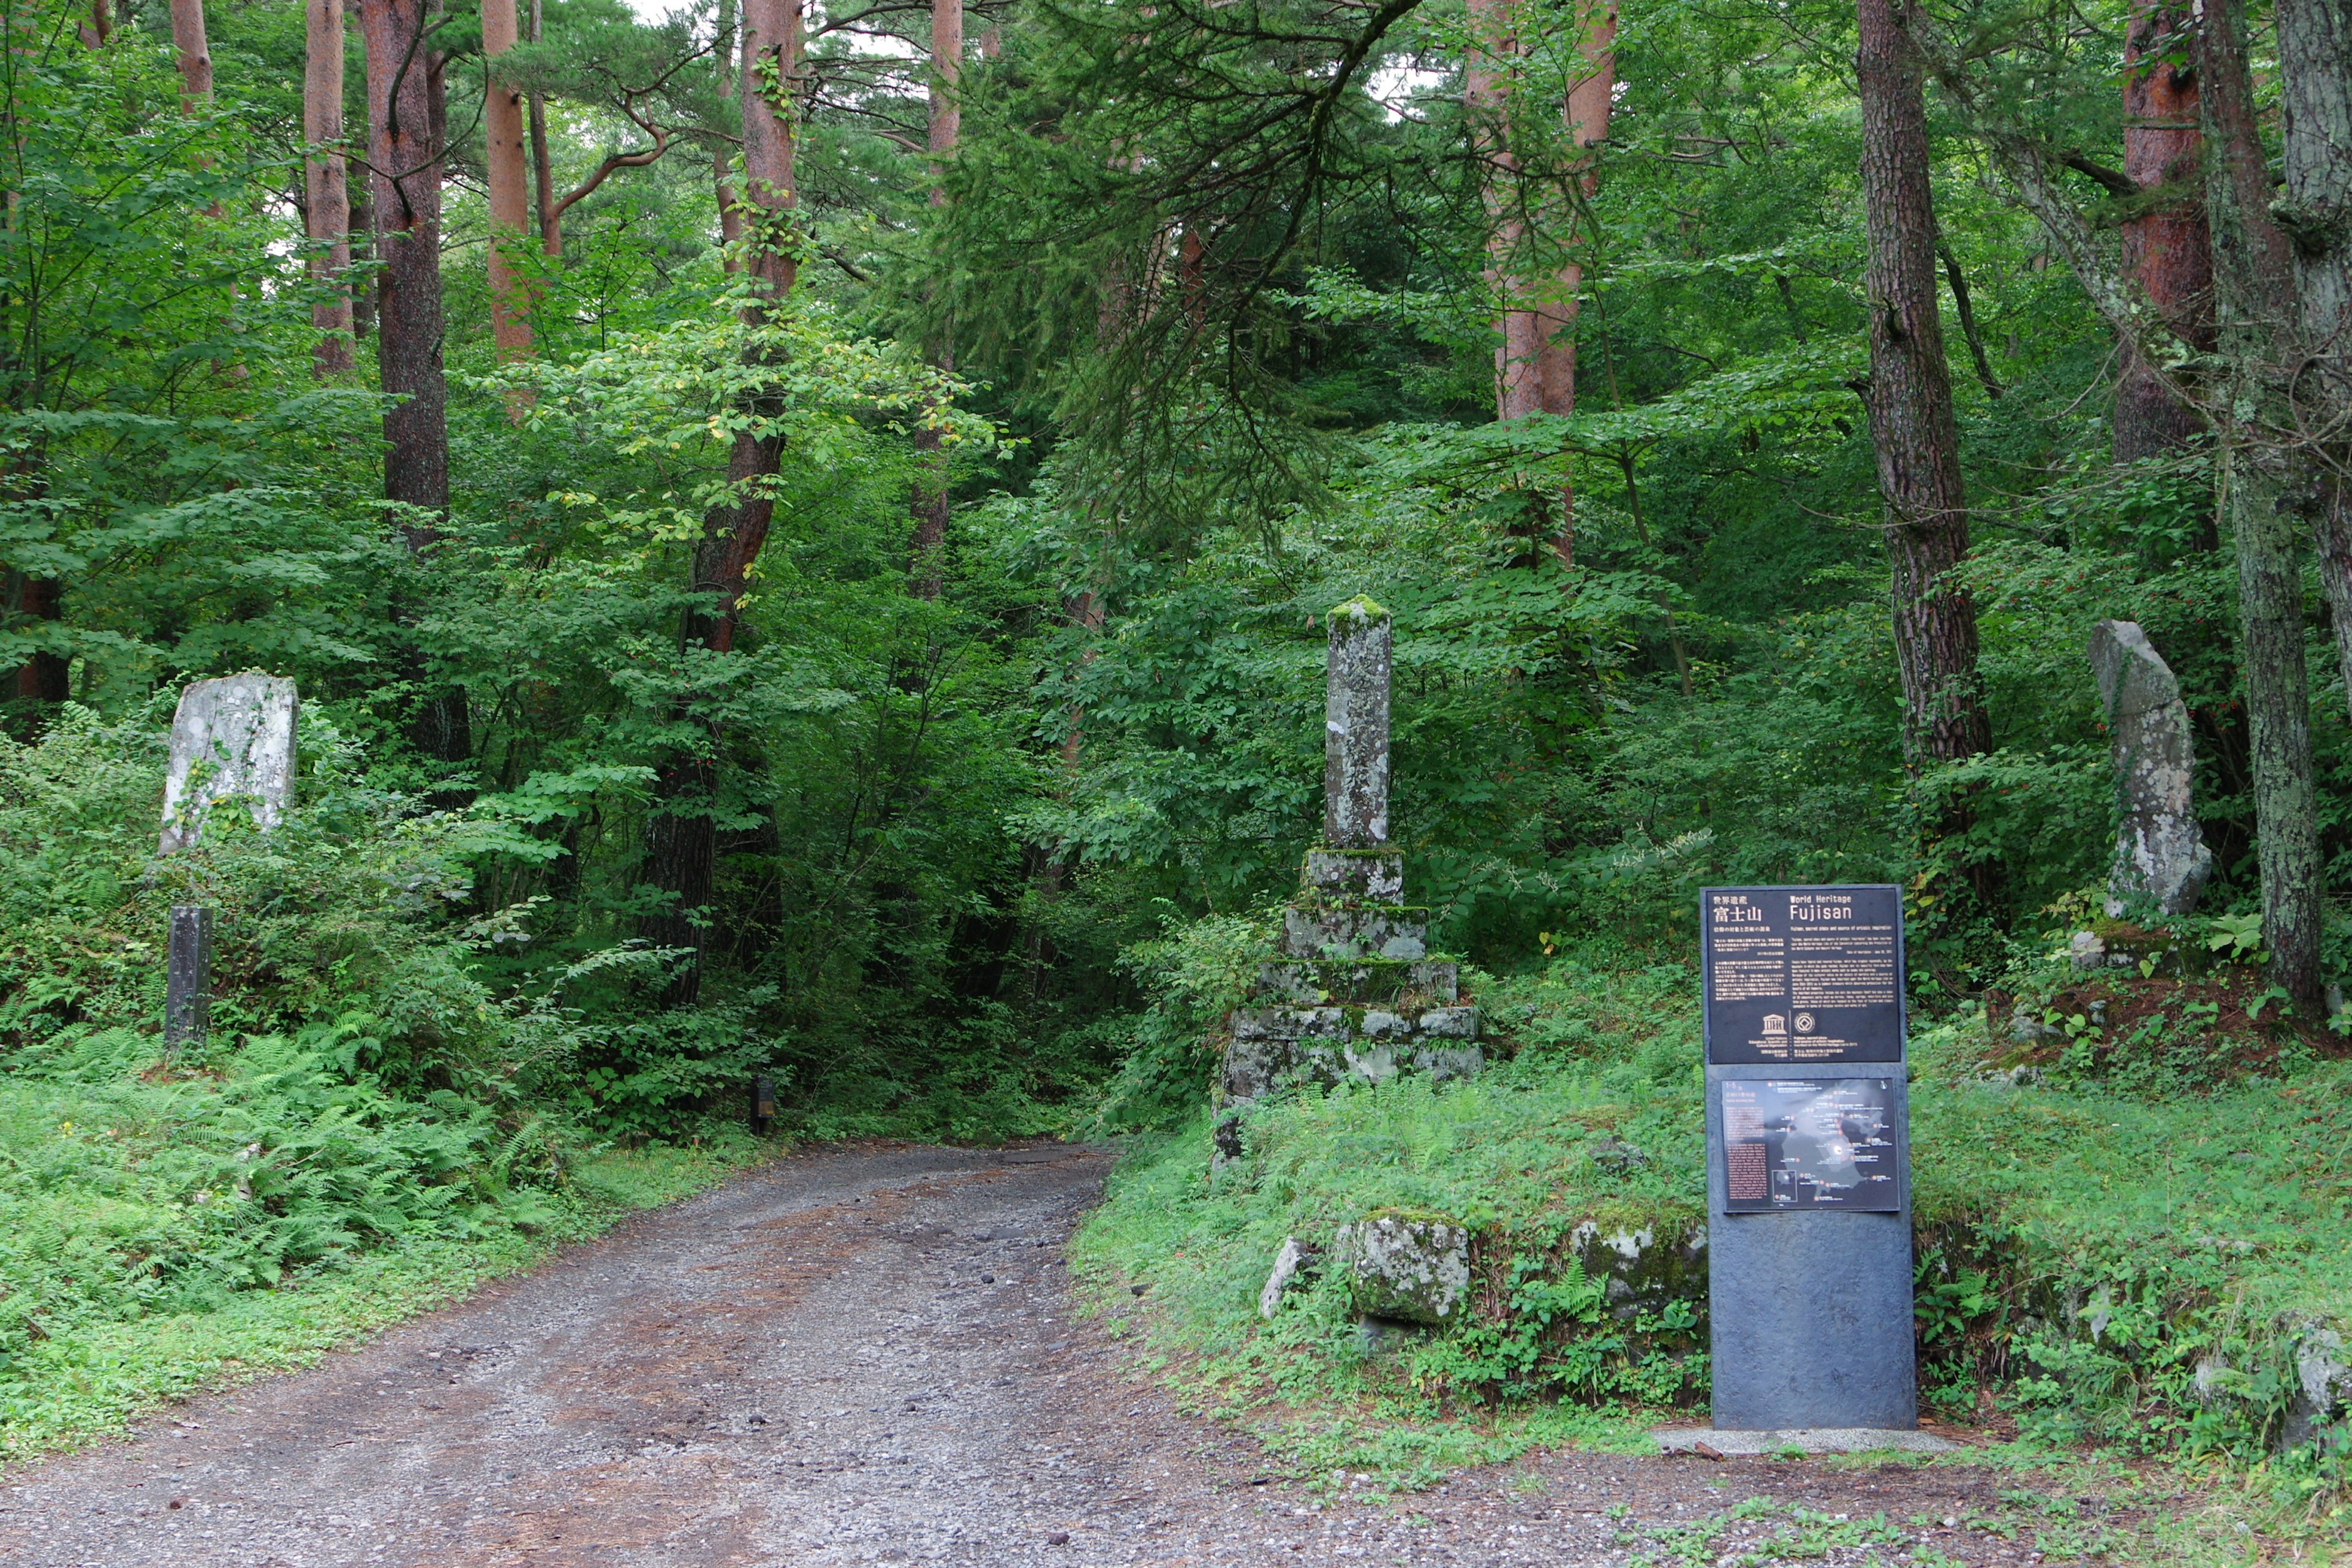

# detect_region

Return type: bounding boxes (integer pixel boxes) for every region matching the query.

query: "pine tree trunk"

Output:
[170,0,211,108]
[305,0,356,377]
[2115,0,2212,462]
[362,0,470,769]
[1468,0,1610,567]
[1856,0,1991,774]
[2276,0,2352,725]
[363,0,449,521]
[639,0,802,998]
[528,0,554,257]
[909,0,960,598]
[481,0,533,370]
[6,571,67,714]
[2202,0,2325,1014]
[714,0,744,269]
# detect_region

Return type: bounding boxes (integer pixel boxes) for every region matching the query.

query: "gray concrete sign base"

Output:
[1653,1427,1959,1456]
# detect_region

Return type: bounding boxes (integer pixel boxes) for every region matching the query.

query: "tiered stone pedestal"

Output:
[1222,850,1482,1107]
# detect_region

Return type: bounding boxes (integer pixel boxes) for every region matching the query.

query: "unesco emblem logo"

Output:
[1793,1012,1817,1033]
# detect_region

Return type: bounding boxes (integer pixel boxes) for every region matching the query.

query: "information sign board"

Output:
[1716,1077,1902,1212]
[1701,886,1905,1065]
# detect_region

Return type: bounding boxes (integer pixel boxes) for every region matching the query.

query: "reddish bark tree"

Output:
[1855,0,1992,781]
[481,0,533,369]
[909,0,962,598]
[305,0,356,377]
[1465,0,1613,567]
[2114,0,2213,462]
[169,0,211,108]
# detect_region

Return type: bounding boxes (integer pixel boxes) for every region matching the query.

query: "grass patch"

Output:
[0,1030,768,1464]
[1071,951,2352,1552]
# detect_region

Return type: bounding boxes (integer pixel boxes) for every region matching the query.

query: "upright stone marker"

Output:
[160,673,300,854]
[1221,600,1477,1139]
[2088,620,2211,916]
[158,673,297,1056]
[1324,597,1392,849]
[164,905,213,1054]
[1698,885,1920,1438]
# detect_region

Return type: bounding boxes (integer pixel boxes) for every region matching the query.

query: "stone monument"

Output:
[2087,620,2210,917]
[1219,600,1479,1153]
[160,673,300,854]
[158,673,298,1054]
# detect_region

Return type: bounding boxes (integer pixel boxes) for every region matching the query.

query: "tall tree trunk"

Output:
[908,0,960,598]
[2115,0,2213,462]
[1856,0,1995,916]
[481,0,533,371]
[363,0,449,519]
[1466,0,1611,567]
[305,0,356,377]
[169,0,211,108]
[5,571,67,718]
[2205,0,2326,1012]
[714,0,744,270]
[350,187,377,339]
[81,0,111,48]
[527,0,556,256]
[2275,0,2352,727]
[363,0,470,770]
[640,0,801,999]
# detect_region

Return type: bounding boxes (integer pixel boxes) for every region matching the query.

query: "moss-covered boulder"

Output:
[1336,1209,1471,1325]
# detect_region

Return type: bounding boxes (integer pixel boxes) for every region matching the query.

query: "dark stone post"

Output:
[165,904,213,1055]
[1324,597,1391,849]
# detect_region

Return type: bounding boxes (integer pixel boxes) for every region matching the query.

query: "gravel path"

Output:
[0,1142,2132,1566]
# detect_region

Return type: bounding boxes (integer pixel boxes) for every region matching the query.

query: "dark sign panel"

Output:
[1701,886,1905,1065]
[1717,1077,1902,1212]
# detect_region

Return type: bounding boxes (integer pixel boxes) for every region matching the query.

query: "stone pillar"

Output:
[2088,620,2211,916]
[160,673,300,854]
[1323,597,1391,849]
[165,903,213,1055]
[158,672,296,1060]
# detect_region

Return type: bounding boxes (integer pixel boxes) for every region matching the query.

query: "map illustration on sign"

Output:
[1717,1078,1901,1212]
[1700,885,1905,1064]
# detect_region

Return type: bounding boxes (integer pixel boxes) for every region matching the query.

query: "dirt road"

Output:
[0,1143,2116,1566]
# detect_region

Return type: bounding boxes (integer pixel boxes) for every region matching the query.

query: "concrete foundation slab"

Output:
[1653,1426,1959,1456]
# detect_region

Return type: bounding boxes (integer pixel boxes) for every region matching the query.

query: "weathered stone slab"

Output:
[160,673,299,854]
[1281,905,1429,961]
[1303,850,1404,901]
[1253,960,1459,1007]
[1324,599,1391,850]
[1335,1210,1470,1325]
[2088,620,2211,916]
[1259,1237,1320,1319]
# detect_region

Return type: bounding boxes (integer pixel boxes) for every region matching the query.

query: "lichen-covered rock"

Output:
[1259,1237,1320,1319]
[2089,620,2212,916]
[1282,905,1428,961]
[2286,1324,2352,1449]
[1324,600,1392,849]
[1569,1219,1708,1323]
[1335,1210,1471,1325]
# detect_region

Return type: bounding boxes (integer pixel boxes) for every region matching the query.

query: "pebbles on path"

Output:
[0,1142,2094,1566]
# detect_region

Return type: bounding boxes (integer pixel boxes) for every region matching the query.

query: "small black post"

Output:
[750,1075,775,1136]
[165,904,213,1057]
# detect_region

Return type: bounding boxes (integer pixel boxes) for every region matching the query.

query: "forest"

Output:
[3,0,2352,1520]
